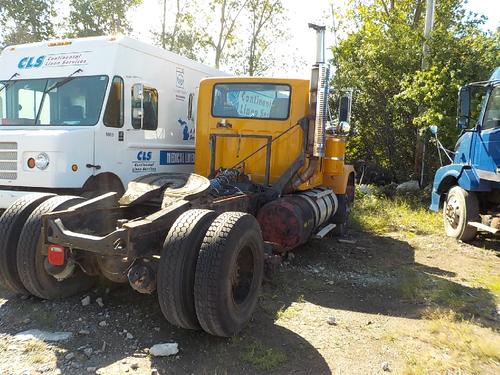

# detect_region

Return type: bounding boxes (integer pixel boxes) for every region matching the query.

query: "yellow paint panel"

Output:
[194,77,309,184]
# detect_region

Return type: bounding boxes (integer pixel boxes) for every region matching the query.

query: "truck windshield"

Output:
[212,83,291,120]
[0,75,108,126]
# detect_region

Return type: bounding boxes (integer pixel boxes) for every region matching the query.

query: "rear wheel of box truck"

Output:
[443,186,480,242]
[16,196,95,299]
[158,209,218,330]
[0,193,55,294]
[194,212,264,337]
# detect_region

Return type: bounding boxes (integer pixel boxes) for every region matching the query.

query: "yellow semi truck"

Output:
[0,24,354,337]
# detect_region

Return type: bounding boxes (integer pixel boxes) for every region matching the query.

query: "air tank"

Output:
[257,188,337,251]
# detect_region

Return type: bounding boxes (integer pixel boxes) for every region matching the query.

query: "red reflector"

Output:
[47,245,65,266]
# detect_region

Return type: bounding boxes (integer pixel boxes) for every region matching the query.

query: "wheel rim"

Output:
[231,245,254,306]
[445,195,462,229]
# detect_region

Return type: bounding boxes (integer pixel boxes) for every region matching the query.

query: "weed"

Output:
[398,267,426,301]
[241,342,287,371]
[351,194,441,235]
[22,339,48,353]
[275,302,302,321]
[475,274,500,302]
[392,265,495,321]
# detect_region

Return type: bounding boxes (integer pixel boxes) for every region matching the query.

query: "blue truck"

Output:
[430,67,500,241]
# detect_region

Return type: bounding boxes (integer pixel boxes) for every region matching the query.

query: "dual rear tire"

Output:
[158,210,264,337]
[0,194,95,299]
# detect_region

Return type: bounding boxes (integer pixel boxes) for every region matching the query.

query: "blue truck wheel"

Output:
[443,186,480,242]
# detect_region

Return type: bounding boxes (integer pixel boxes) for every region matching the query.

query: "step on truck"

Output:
[0,25,355,337]
[0,35,224,213]
[430,67,500,241]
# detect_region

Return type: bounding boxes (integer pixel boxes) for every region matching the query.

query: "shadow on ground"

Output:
[260,229,499,331]
[0,228,498,374]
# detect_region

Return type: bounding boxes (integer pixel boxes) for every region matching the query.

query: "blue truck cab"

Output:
[430,67,500,241]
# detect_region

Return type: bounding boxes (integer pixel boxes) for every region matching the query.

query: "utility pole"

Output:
[161,0,167,49]
[414,0,435,184]
[422,0,435,69]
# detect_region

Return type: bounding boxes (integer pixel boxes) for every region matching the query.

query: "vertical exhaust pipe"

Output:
[289,24,330,191]
[312,23,326,64]
[308,23,329,158]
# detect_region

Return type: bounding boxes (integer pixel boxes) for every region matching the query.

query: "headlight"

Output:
[34,153,50,170]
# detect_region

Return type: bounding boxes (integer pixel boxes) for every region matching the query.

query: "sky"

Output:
[130,0,500,78]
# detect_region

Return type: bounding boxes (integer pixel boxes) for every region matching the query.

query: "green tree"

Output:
[242,0,287,76]
[331,0,499,182]
[208,0,249,69]
[66,0,143,38]
[152,0,206,61]
[0,0,55,46]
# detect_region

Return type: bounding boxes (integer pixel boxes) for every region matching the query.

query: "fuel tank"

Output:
[257,188,337,251]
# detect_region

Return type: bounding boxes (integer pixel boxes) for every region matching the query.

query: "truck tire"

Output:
[194,212,264,337]
[443,186,480,242]
[16,195,95,299]
[0,193,55,294]
[157,209,217,330]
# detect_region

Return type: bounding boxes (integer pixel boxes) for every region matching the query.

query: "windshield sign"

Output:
[212,83,291,120]
[0,75,108,126]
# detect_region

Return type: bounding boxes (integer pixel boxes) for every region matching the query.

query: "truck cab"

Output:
[430,67,500,240]
[0,36,223,210]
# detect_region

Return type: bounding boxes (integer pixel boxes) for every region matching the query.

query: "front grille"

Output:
[0,142,18,180]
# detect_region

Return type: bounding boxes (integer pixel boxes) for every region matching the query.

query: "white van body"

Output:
[0,36,225,209]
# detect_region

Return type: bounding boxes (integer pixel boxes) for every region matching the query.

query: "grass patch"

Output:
[275,295,305,321]
[275,301,303,321]
[398,268,427,301]
[475,274,500,302]
[400,310,499,374]
[22,339,48,353]
[393,266,496,321]
[351,193,441,235]
[241,342,287,371]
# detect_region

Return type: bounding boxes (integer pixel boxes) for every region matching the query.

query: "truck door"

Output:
[94,77,165,189]
[93,76,127,184]
[476,86,500,176]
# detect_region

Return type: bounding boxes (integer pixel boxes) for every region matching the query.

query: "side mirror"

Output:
[457,86,470,129]
[339,94,352,123]
[336,121,351,135]
[131,83,144,129]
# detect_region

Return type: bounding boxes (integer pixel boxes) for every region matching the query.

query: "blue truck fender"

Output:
[429,165,489,212]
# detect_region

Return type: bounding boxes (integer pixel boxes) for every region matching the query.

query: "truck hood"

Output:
[0,127,94,188]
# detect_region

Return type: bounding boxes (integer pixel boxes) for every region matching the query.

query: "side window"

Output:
[103,76,124,128]
[483,87,500,130]
[143,88,158,130]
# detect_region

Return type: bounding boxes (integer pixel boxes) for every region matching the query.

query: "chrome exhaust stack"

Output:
[308,23,330,158]
[289,23,330,190]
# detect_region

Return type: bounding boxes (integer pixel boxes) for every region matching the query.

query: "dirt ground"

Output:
[0,214,499,374]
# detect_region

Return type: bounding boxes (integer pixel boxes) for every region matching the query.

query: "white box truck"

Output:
[0,35,224,211]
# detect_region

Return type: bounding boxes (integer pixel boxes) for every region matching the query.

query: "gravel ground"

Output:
[0,227,499,374]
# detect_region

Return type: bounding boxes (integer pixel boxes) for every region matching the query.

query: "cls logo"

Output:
[18,56,45,69]
[137,151,152,161]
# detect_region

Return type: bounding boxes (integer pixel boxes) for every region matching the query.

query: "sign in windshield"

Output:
[0,75,108,126]
[212,83,291,120]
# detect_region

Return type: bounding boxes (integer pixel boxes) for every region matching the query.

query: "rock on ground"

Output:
[396,180,420,193]
[14,329,73,342]
[149,343,179,357]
